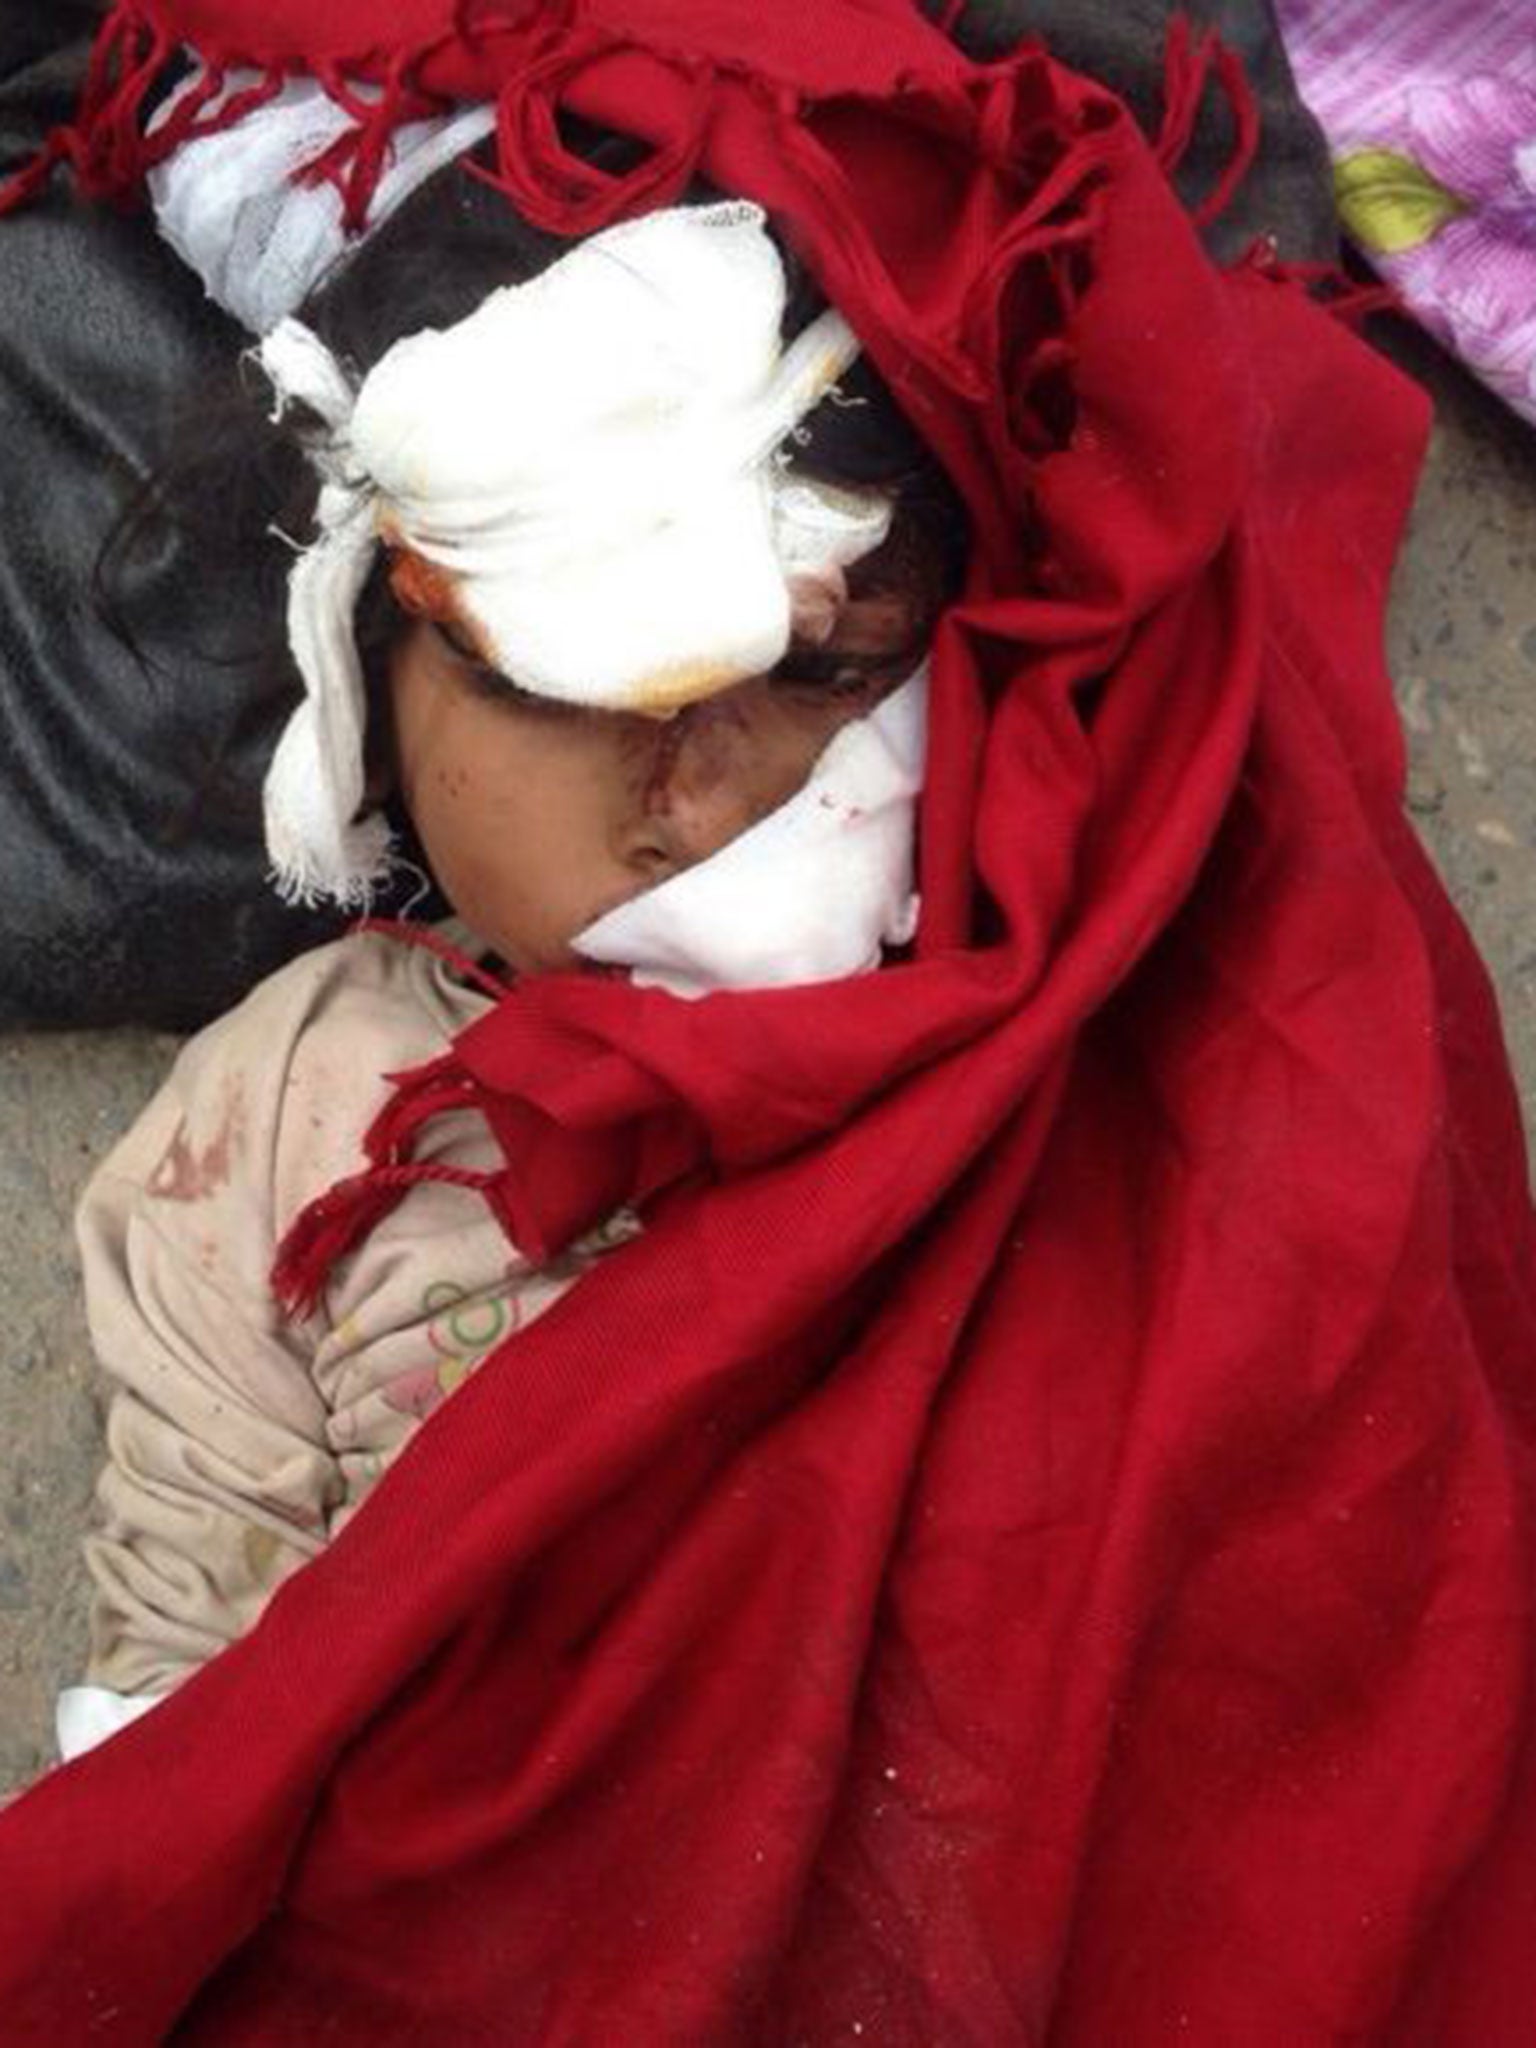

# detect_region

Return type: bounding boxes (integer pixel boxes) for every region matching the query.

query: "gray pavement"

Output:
[2,331,1534,1796]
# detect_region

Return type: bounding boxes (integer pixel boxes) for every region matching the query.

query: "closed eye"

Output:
[430,620,583,719]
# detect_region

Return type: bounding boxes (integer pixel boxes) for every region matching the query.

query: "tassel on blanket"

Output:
[1156,14,1261,229]
[0,1,164,213]
[0,1,288,213]
[299,56,442,232]
[271,1153,510,1320]
[0,1,454,227]
[0,0,722,242]
[476,19,714,236]
[270,922,705,1317]
[270,1032,704,1319]
[270,1043,509,1319]
[1238,237,1403,326]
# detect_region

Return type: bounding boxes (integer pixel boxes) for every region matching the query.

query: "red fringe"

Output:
[0,0,453,232]
[0,0,281,216]
[476,26,713,236]
[271,998,522,1317]
[271,1039,501,1317]
[272,1158,501,1319]
[0,0,1261,264]
[1156,14,1261,230]
[147,67,288,169]
[0,0,714,257]
[301,56,443,233]
[0,0,153,213]
[1238,238,1403,328]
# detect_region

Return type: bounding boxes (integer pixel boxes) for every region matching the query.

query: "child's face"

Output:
[388,619,894,976]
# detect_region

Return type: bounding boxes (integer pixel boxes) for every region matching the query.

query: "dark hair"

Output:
[99,141,968,828]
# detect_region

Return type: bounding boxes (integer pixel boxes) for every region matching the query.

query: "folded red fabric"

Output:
[4,4,1535,2042]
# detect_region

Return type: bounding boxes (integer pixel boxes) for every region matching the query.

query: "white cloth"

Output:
[574,665,927,995]
[259,327,393,907]
[342,202,885,711]
[257,201,891,907]
[148,71,497,335]
[56,1685,167,1764]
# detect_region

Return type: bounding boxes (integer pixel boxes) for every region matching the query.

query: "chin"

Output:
[501,939,588,979]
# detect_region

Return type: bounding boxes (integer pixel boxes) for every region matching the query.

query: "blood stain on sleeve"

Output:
[146,1074,248,1203]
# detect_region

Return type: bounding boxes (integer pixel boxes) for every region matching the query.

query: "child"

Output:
[6,5,1536,2040]
[59,113,965,1751]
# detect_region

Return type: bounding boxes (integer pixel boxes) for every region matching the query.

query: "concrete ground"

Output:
[2,329,1534,1798]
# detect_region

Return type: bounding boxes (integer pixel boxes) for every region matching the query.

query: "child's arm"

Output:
[75,1038,342,1703]
[64,940,403,1723]
[61,932,507,1745]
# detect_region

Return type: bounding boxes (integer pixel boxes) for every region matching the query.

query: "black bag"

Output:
[0,11,344,1030]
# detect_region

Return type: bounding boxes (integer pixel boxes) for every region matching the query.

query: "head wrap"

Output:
[258,199,891,907]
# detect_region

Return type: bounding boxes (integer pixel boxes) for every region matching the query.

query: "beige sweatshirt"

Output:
[75,930,629,1698]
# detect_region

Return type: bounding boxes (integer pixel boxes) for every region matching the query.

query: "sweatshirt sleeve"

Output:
[74,955,347,1700]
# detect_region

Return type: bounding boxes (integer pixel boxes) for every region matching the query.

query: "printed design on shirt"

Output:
[379,1276,523,1420]
[423,1279,518,1361]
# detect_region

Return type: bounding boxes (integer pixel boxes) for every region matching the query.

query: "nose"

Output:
[611,701,761,879]
[612,820,678,883]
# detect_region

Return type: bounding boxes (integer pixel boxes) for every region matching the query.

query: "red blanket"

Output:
[4,4,1536,2041]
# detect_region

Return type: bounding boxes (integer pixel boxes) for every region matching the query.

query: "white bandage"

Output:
[573,666,928,995]
[148,71,497,336]
[258,201,892,907]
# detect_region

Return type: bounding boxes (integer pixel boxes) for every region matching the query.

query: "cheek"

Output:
[415,761,544,912]
[401,720,626,969]
[686,690,868,817]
